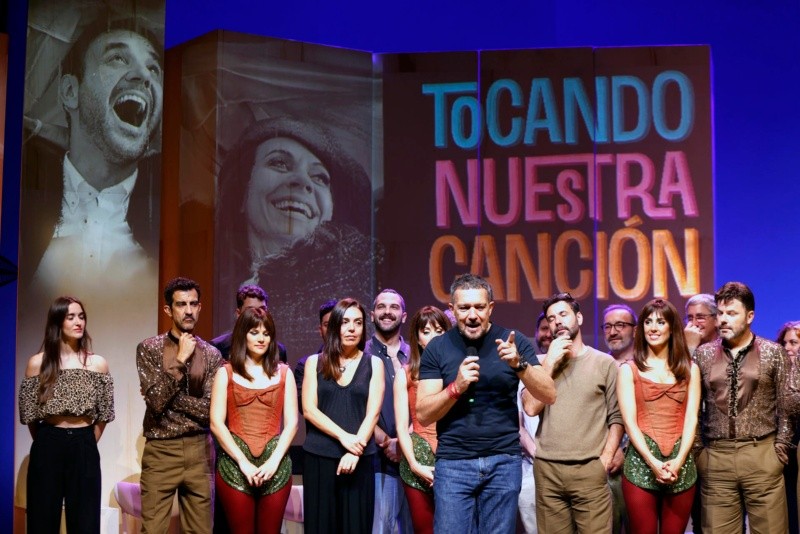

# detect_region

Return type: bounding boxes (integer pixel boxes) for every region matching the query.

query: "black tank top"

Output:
[303,354,377,458]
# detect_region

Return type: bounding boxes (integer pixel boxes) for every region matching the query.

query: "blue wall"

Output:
[3,0,799,529]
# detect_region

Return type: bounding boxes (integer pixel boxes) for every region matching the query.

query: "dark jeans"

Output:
[434,454,522,534]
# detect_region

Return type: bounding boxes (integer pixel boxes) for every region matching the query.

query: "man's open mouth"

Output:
[114,94,148,128]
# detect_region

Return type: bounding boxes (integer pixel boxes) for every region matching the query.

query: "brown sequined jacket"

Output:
[137,333,222,440]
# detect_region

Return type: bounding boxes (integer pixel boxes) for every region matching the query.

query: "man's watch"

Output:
[512,360,529,373]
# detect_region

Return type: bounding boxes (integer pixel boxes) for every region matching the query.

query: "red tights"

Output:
[215,471,292,534]
[403,483,434,534]
[621,476,696,534]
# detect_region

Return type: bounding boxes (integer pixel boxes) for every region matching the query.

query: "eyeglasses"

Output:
[602,322,635,332]
[686,313,714,323]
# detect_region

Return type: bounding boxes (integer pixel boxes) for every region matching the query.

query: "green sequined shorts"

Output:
[217,434,292,496]
[399,433,435,494]
[623,434,696,493]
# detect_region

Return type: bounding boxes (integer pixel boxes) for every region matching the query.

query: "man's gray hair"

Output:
[685,293,717,315]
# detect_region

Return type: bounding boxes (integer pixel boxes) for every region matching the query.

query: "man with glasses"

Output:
[523,293,623,533]
[684,293,719,355]
[601,304,637,534]
[602,304,637,366]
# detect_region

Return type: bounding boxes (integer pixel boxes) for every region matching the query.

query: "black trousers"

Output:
[303,452,375,534]
[27,424,100,534]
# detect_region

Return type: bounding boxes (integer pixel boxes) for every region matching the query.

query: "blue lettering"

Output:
[487,79,523,147]
[652,71,694,141]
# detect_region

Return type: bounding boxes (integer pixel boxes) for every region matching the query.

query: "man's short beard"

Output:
[555,324,579,340]
[608,338,632,352]
[457,322,486,340]
[374,321,400,338]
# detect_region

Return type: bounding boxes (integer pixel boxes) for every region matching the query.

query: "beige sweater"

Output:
[535,346,622,462]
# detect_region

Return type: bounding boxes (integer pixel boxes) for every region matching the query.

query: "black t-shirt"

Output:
[419,323,540,460]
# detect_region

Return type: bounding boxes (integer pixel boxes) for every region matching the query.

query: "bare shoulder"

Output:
[25,353,44,377]
[370,355,385,371]
[281,363,295,379]
[394,367,408,385]
[214,365,229,382]
[618,361,634,380]
[690,361,701,378]
[86,354,110,374]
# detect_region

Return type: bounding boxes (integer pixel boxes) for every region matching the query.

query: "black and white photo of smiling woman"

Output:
[217,117,379,358]
[19,4,164,299]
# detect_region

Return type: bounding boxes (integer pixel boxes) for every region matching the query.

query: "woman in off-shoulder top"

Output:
[18,296,114,534]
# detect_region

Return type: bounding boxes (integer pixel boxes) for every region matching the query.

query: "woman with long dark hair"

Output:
[210,307,298,534]
[18,296,114,534]
[394,306,450,534]
[302,298,384,533]
[617,298,700,534]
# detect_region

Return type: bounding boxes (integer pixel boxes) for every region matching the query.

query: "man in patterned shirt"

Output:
[694,281,791,533]
[136,277,222,533]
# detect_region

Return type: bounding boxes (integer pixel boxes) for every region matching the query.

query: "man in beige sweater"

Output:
[523,292,624,533]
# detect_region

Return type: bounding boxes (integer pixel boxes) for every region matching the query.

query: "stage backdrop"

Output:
[380,46,713,345]
[15,0,165,525]
[168,35,711,353]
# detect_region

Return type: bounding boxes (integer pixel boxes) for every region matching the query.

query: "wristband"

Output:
[446,381,461,400]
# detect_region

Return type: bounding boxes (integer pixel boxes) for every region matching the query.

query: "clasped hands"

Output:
[238,456,280,487]
[338,432,367,475]
[650,458,680,485]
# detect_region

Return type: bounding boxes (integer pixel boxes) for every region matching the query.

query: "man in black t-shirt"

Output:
[417,273,555,534]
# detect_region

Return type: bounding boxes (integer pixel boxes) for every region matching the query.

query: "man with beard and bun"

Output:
[136,277,222,533]
[365,289,413,534]
[522,292,623,533]
[602,304,637,534]
[694,282,791,533]
[21,16,163,296]
[418,274,556,534]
